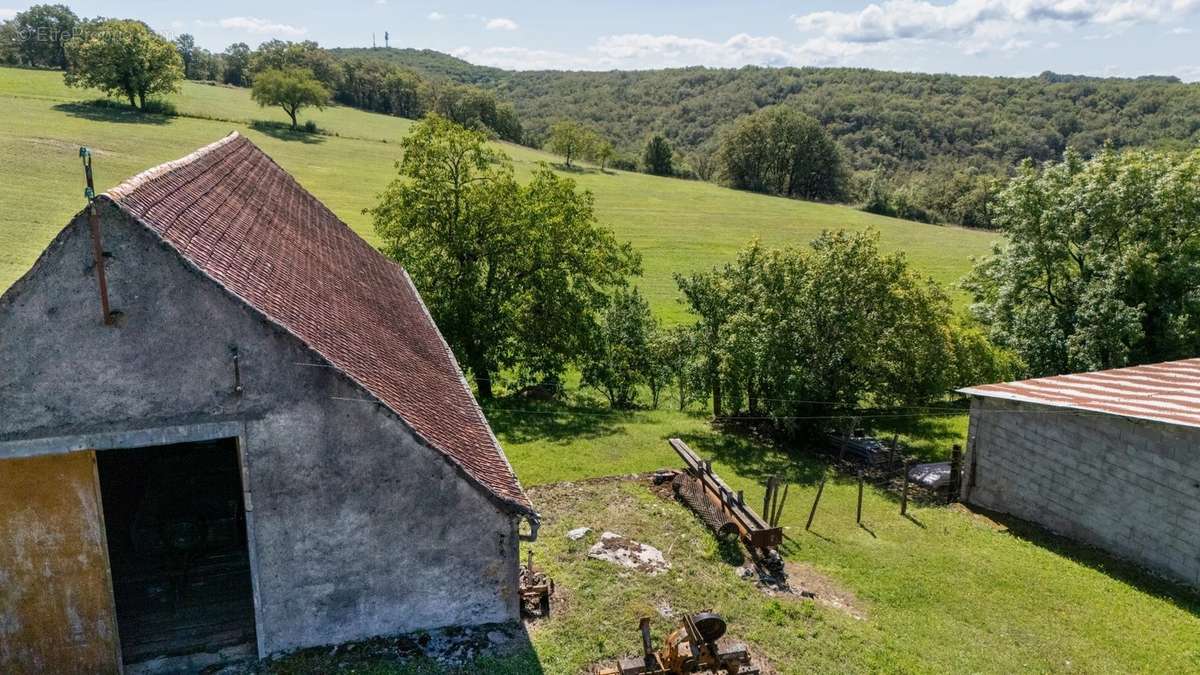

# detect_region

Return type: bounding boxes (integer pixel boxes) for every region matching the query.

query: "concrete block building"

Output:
[0,133,536,672]
[960,359,1200,586]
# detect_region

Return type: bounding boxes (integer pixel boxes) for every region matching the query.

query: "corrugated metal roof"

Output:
[101,133,533,514]
[959,358,1200,428]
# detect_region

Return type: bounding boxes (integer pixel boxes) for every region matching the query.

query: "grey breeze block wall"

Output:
[0,205,521,655]
[964,396,1200,586]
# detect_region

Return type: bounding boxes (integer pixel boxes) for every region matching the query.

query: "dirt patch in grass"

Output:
[780,562,868,621]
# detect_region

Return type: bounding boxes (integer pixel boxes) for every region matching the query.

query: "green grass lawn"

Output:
[483,401,1200,674]
[0,67,998,322]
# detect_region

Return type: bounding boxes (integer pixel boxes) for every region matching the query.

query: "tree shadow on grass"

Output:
[551,162,601,175]
[966,504,1200,618]
[669,424,827,486]
[870,409,969,463]
[53,101,171,125]
[482,399,625,445]
[249,120,326,144]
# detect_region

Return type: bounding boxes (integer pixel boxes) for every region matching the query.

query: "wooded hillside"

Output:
[334,47,1200,174]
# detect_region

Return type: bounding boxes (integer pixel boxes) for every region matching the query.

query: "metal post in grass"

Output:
[837,417,855,464]
[900,460,910,516]
[806,473,827,531]
[949,444,963,504]
[856,469,864,524]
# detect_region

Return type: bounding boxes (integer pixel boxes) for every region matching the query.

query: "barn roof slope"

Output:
[102,132,532,513]
[960,358,1200,428]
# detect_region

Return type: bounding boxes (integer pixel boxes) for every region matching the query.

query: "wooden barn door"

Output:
[0,451,120,674]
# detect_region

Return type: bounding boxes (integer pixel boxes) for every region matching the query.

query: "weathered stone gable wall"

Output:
[0,206,520,657]
[965,396,1200,586]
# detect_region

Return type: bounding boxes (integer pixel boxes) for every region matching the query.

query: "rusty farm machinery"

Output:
[518,549,554,618]
[597,612,759,675]
[662,439,788,579]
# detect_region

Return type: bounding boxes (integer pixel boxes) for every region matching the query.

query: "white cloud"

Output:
[1171,26,1194,34]
[451,46,590,70]
[792,0,1200,56]
[455,33,871,70]
[0,8,16,20]
[1176,65,1200,81]
[428,11,445,21]
[485,17,519,31]
[592,33,869,68]
[203,17,308,37]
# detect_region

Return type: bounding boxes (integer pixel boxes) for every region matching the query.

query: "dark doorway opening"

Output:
[97,438,257,665]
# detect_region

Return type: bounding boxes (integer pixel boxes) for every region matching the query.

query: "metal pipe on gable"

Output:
[80,147,113,325]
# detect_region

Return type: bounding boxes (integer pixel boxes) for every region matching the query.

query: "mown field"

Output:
[0,67,997,323]
[4,67,1198,674]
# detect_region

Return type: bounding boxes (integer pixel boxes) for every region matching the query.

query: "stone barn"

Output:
[960,358,1200,586]
[0,133,537,672]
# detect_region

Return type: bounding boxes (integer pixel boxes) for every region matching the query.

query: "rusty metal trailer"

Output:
[667,439,785,575]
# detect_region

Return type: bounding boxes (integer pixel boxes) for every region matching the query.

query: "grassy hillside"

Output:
[0,67,997,322]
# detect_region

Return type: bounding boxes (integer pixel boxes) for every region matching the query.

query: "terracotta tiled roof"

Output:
[103,132,532,513]
[960,358,1200,428]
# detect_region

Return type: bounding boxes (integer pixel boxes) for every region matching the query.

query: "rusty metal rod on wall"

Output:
[80,147,112,325]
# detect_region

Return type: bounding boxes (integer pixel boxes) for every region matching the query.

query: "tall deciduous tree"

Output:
[583,288,655,408]
[643,135,674,176]
[223,42,251,86]
[251,67,329,129]
[966,146,1200,376]
[174,34,197,79]
[592,139,616,172]
[10,4,78,68]
[715,105,848,201]
[250,39,340,89]
[546,120,595,168]
[370,115,640,397]
[64,20,182,109]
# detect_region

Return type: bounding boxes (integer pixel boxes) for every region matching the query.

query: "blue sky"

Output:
[4,1,1198,80]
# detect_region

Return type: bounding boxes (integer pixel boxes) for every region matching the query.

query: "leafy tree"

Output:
[592,139,616,172]
[63,20,182,109]
[250,39,340,89]
[0,21,19,65]
[583,288,655,408]
[966,146,1200,376]
[675,265,734,416]
[223,42,251,86]
[190,48,223,81]
[174,34,197,79]
[10,4,78,68]
[251,67,330,129]
[369,115,640,397]
[654,325,701,411]
[679,231,988,423]
[715,105,848,201]
[546,120,595,167]
[643,135,674,176]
